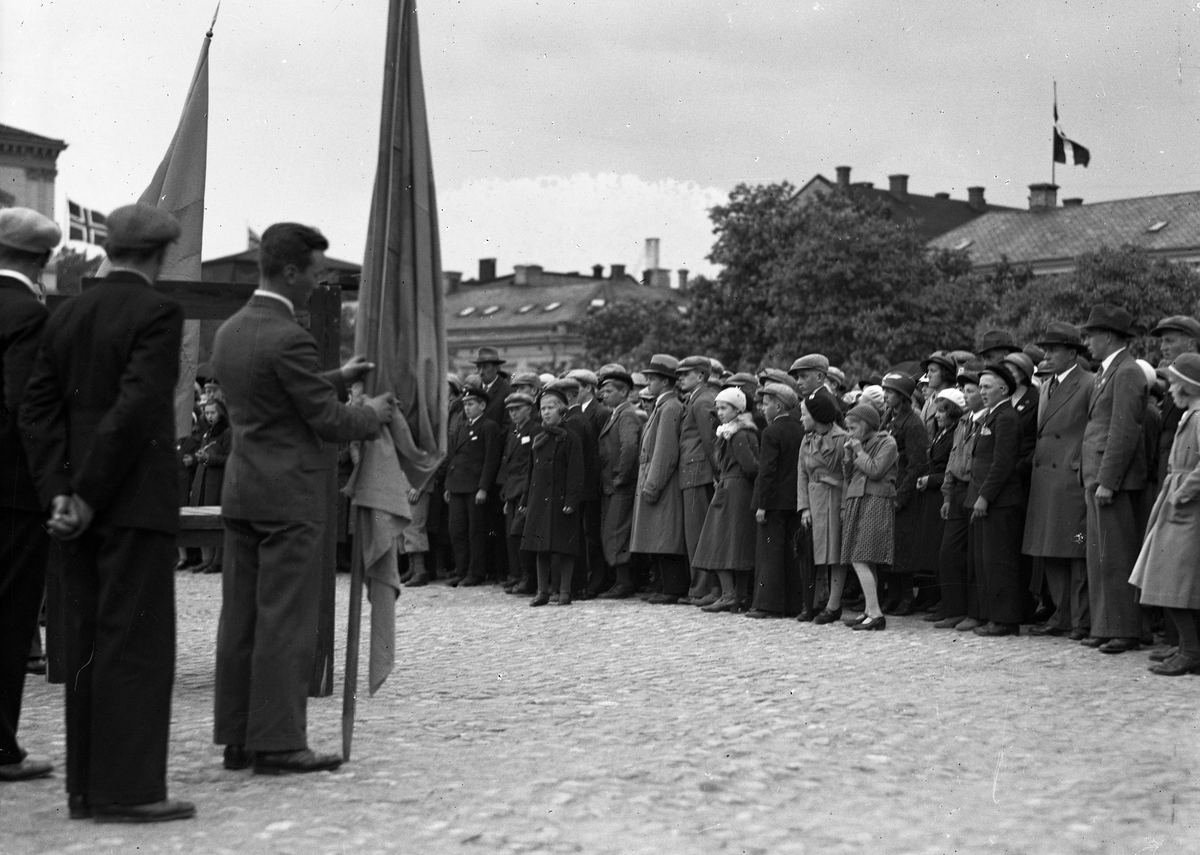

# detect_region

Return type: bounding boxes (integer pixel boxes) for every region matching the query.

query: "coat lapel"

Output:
[1039,367,1082,429]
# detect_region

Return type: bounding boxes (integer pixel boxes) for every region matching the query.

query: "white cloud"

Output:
[438,173,726,281]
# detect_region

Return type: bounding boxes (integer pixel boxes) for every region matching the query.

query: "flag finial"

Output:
[207,2,221,38]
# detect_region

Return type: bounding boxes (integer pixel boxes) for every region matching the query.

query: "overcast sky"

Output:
[3,1,1200,280]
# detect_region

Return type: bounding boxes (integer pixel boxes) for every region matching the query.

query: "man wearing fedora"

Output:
[20,203,194,821]
[473,347,511,429]
[1151,316,1200,486]
[976,329,1022,365]
[630,355,690,603]
[1023,322,1094,639]
[0,208,61,784]
[1080,304,1149,654]
[676,356,719,601]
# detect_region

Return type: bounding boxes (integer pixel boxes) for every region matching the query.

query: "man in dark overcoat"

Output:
[559,375,606,596]
[20,204,193,821]
[965,364,1025,636]
[498,392,541,594]
[474,347,511,429]
[444,385,503,586]
[676,356,718,599]
[0,208,60,783]
[1023,323,1094,639]
[1080,304,1149,654]
[596,367,642,598]
[211,223,390,775]
[629,355,689,603]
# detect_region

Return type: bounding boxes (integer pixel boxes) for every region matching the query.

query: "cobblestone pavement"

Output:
[3,572,1199,854]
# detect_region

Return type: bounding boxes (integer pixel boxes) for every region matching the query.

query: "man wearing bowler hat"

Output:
[20,203,194,820]
[1023,322,1094,639]
[1079,304,1149,654]
[0,208,60,784]
[473,347,511,429]
[1151,315,1200,486]
[675,355,720,600]
[630,355,690,603]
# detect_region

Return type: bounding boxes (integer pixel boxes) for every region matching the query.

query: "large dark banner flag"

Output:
[345,0,447,710]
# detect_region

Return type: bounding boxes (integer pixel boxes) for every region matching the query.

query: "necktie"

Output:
[1048,376,1059,397]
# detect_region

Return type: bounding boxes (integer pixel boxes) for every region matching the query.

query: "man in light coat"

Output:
[1079,304,1148,654]
[629,355,689,603]
[1023,322,1094,639]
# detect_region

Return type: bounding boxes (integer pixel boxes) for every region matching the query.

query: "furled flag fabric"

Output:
[1053,102,1090,167]
[350,0,448,695]
[67,201,107,245]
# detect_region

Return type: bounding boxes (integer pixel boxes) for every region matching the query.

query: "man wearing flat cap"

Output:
[497,391,542,594]
[1151,315,1200,487]
[20,203,194,820]
[0,207,60,784]
[675,355,720,601]
[1023,322,1094,639]
[444,384,504,587]
[210,222,392,778]
[1080,304,1149,654]
[596,367,643,598]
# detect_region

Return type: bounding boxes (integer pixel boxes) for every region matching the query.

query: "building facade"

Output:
[0,123,67,217]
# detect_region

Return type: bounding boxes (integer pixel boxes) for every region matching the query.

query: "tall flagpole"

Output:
[1052,80,1057,187]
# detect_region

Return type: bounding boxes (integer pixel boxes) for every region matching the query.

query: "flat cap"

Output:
[761,382,799,409]
[597,365,634,388]
[566,368,599,387]
[676,355,712,375]
[547,377,580,396]
[826,366,847,391]
[758,367,799,390]
[789,353,830,375]
[510,371,543,389]
[1151,315,1200,340]
[462,385,489,404]
[504,391,536,408]
[0,207,61,253]
[104,203,181,252]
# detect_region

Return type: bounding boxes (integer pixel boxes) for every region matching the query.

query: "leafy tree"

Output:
[578,297,691,368]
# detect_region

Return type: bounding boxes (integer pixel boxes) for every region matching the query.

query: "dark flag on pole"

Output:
[1053,100,1090,167]
[343,0,447,758]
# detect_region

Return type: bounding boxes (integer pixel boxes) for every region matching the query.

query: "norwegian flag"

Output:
[1053,101,1090,167]
[67,200,108,244]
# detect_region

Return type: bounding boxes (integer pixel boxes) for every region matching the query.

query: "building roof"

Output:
[0,123,68,155]
[446,268,685,335]
[796,169,1014,243]
[928,190,1200,273]
[201,247,362,286]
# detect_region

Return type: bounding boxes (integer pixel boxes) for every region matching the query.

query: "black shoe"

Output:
[1068,627,1090,641]
[1098,637,1139,654]
[223,745,253,770]
[93,799,196,823]
[922,610,945,623]
[0,758,53,781]
[253,748,342,776]
[446,575,465,587]
[68,794,92,820]
[529,593,550,607]
[1149,656,1200,676]
[794,609,817,623]
[891,599,916,617]
[843,613,867,627]
[1080,636,1108,648]
[1150,646,1180,663]
[599,585,634,599]
[812,607,842,625]
[1028,623,1064,637]
[555,593,573,606]
[460,577,484,587]
[743,609,781,619]
[404,574,430,588]
[974,622,1019,637]
[647,594,681,605]
[852,615,886,631]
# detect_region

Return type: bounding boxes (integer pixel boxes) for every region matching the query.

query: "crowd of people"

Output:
[406,315,1200,676]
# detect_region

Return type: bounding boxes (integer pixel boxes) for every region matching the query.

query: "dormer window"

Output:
[544,302,562,312]
[482,305,500,316]
[457,306,476,317]
[517,304,535,314]
[1148,221,1168,233]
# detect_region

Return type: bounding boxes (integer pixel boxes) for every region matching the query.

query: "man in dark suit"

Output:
[0,208,60,784]
[1080,304,1148,654]
[443,386,503,586]
[596,368,641,598]
[1023,323,1094,639]
[498,392,541,594]
[676,356,719,600]
[965,364,1025,637]
[212,223,391,775]
[474,347,511,430]
[1151,316,1200,486]
[20,204,194,821]
[556,377,605,596]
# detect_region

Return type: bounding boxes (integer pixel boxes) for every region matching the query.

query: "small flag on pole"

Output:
[67,200,108,244]
[1053,100,1090,167]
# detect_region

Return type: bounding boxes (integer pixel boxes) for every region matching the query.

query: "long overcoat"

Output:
[629,392,687,555]
[598,400,642,564]
[692,417,759,570]
[1022,366,1093,557]
[1129,406,1200,608]
[520,424,584,555]
[796,423,847,565]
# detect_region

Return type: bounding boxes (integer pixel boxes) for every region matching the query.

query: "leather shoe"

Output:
[1068,627,1090,641]
[446,575,465,587]
[223,745,252,770]
[1080,636,1108,648]
[852,615,886,631]
[647,594,680,605]
[843,613,867,627]
[93,799,196,823]
[955,618,984,632]
[922,610,945,623]
[1150,646,1180,663]
[253,748,342,776]
[1098,637,1139,654]
[1027,623,1064,637]
[460,577,484,587]
[555,593,572,606]
[701,594,737,613]
[68,794,92,820]
[743,609,782,619]
[529,593,550,607]
[404,574,430,588]
[812,607,842,624]
[0,758,52,781]
[599,585,633,599]
[794,609,817,623]
[1149,656,1200,676]
[973,622,1019,637]
[691,591,720,607]
[890,599,916,617]
[933,615,966,629]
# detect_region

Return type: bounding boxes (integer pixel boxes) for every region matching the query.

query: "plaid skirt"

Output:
[840,495,895,566]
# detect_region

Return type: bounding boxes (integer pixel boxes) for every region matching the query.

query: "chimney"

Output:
[592,264,604,279]
[442,271,462,295]
[649,269,670,288]
[645,237,660,271]
[1028,183,1059,211]
[513,264,542,287]
[611,264,626,280]
[478,258,496,282]
[677,268,689,290]
[888,174,909,200]
[967,186,986,211]
[835,165,851,189]
[1062,197,1084,207]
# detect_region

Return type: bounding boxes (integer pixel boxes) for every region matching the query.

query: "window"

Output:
[590,298,606,308]
[1148,221,1168,233]
[457,306,475,317]
[517,303,535,314]
[482,305,500,316]
[953,239,972,250]
[543,301,562,312]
